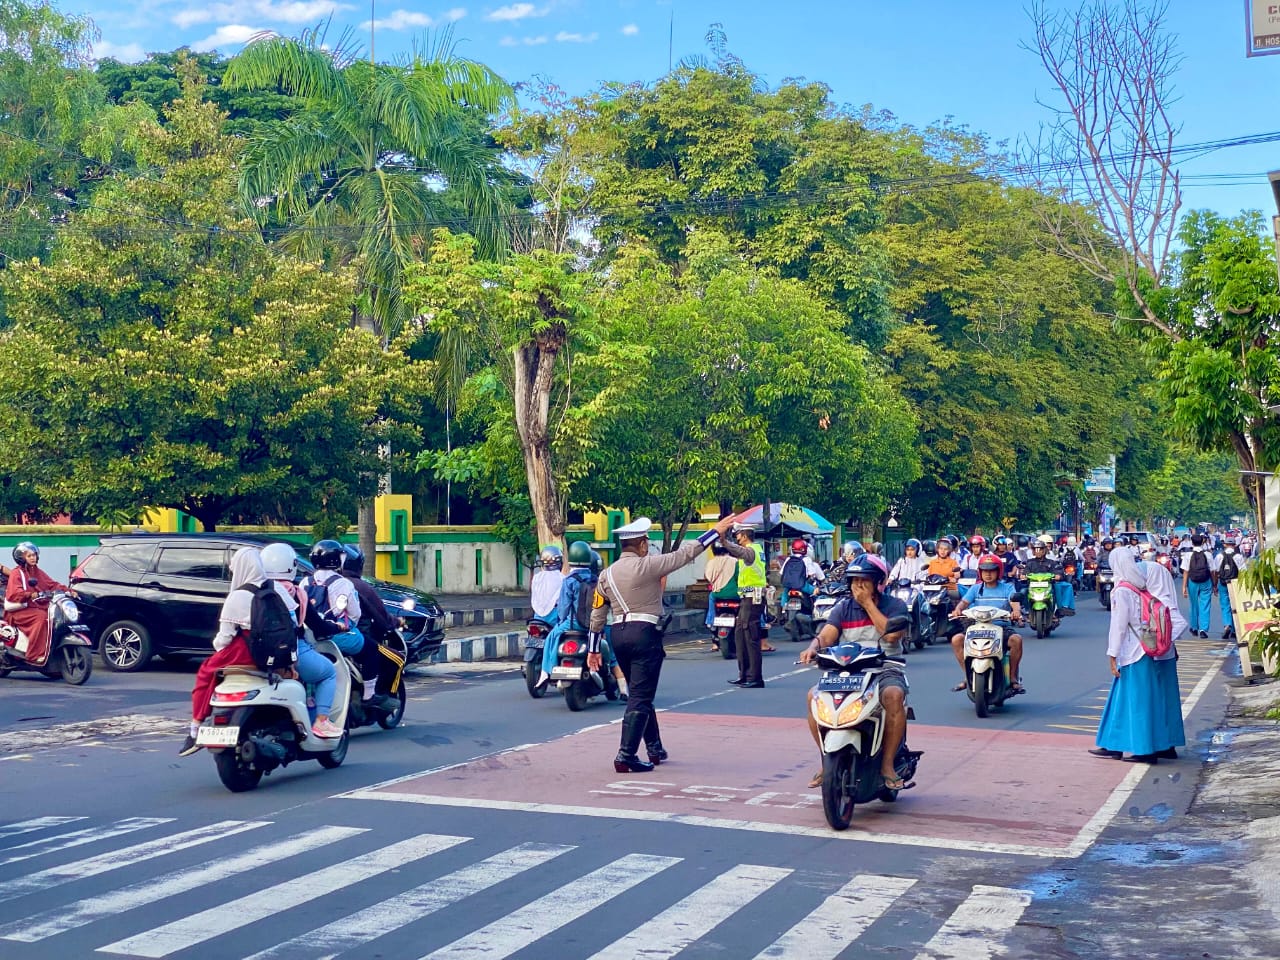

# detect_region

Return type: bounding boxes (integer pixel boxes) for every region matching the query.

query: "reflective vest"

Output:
[736,544,767,589]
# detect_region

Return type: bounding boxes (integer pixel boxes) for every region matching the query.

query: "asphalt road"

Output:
[0,592,1271,960]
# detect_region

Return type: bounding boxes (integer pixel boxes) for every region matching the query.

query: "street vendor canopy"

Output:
[734,503,835,536]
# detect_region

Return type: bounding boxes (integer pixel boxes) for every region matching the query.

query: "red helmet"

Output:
[969,535,988,551]
[791,539,807,556]
[977,553,1003,572]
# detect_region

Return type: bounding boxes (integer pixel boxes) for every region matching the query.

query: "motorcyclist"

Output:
[1022,539,1076,618]
[888,539,925,584]
[301,540,383,695]
[921,539,937,559]
[829,540,864,581]
[925,537,962,596]
[340,545,401,712]
[780,539,822,643]
[541,542,627,693]
[958,536,987,576]
[530,545,565,622]
[991,535,1019,580]
[2,541,72,667]
[1097,536,1115,570]
[949,553,1025,695]
[800,555,910,790]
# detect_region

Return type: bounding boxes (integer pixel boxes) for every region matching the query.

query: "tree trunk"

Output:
[513,341,565,550]
[358,500,376,573]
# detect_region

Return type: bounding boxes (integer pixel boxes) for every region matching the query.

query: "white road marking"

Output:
[0,817,172,866]
[751,874,918,960]
[245,842,575,960]
[417,853,681,960]
[0,826,366,943]
[588,864,791,960]
[98,833,468,958]
[0,816,85,840]
[912,884,1032,960]
[0,820,267,904]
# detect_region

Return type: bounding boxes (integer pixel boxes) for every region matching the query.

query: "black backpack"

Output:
[238,583,298,672]
[1187,550,1211,584]
[1219,554,1239,583]
[573,575,596,631]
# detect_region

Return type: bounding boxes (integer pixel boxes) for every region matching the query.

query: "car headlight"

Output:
[401,598,417,612]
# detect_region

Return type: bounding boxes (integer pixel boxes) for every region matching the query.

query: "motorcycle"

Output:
[547,628,621,711]
[1082,560,1098,592]
[198,636,351,793]
[811,579,848,630]
[1061,558,1079,590]
[889,578,922,651]
[711,598,739,660]
[783,589,815,644]
[959,605,1018,718]
[0,591,93,685]
[521,616,555,698]
[918,573,953,645]
[1025,573,1057,638]
[1097,565,1114,610]
[343,629,408,733]
[806,626,922,831]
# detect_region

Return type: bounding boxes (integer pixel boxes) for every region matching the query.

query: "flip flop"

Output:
[1011,682,1026,695]
[882,775,907,791]
[951,681,967,692]
[808,770,822,789]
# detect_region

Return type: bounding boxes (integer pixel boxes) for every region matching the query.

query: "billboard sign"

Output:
[1247,0,1280,57]
[1084,456,1116,494]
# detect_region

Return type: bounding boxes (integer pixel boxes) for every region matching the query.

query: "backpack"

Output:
[780,557,808,592]
[238,583,298,672]
[573,576,596,631]
[1115,582,1173,658]
[1187,549,1211,584]
[1219,554,1239,584]
[303,576,351,633]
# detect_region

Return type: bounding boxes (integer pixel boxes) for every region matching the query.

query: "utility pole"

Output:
[371,0,376,63]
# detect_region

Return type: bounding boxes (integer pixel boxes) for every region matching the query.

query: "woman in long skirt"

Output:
[1089,550,1184,764]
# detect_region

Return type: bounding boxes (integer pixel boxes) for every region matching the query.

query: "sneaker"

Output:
[312,719,344,739]
[1200,630,1209,639]
[177,735,203,758]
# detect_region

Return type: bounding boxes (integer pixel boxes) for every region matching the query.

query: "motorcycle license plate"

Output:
[550,667,581,681]
[819,674,865,693]
[967,628,1000,641]
[196,726,239,747]
[785,601,801,611]
[712,616,737,628]
[922,585,943,593]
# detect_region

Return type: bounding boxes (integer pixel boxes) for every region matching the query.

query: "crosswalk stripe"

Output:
[0,825,367,943]
[98,832,470,958]
[418,853,681,960]
[0,820,267,905]
[911,884,1032,960]
[750,874,917,960]
[0,818,173,867]
[245,842,576,960]
[0,817,86,840]
[588,863,792,960]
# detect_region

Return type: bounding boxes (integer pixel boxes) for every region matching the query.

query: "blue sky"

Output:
[78,0,1280,217]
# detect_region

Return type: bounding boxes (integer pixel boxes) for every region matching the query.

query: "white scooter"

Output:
[961,605,1017,718]
[198,636,351,793]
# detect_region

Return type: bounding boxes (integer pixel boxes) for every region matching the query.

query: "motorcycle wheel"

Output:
[565,680,590,712]
[59,646,92,685]
[974,676,990,718]
[377,685,408,729]
[524,660,548,699]
[1100,590,1111,611]
[214,725,266,793]
[821,748,855,831]
[0,667,11,678]
[720,636,735,660]
[316,726,349,769]
[1035,611,1047,640]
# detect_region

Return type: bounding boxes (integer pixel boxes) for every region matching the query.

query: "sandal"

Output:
[882,774,907,791]
[1011,681,1026,695]
[951,681,967,692]
[808,770,822,789]
[761,645,777,653]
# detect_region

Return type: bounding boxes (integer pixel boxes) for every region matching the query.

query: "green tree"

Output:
[0,70,423,528]
[223,28,514,338]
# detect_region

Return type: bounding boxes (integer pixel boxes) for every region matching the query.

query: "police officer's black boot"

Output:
[614,713,655,773]
[643,713,668,765]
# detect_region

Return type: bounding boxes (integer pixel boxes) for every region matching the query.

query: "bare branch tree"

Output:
[1022,0,1182,338]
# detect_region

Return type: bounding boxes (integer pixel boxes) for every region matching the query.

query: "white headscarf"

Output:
[1110,548,1147,592]
[229,547,266,591]
[213,548,266,650]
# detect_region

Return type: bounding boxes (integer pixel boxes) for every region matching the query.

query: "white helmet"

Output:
[261,542,297,580]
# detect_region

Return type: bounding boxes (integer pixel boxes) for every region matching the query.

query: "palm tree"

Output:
[224,26,515,340]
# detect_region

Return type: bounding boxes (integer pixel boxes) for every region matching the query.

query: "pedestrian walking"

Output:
[1181,533,1214,638]
[589,514,736,773]
[720,523,769,688]
[1214,538,1245,639]
[1140,554,1189,759]
[1090,550,1185,764]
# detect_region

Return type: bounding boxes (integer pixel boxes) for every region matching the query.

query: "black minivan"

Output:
[71,533,446,671]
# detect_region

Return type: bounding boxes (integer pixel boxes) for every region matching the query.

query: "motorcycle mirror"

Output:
[883,615,910,635]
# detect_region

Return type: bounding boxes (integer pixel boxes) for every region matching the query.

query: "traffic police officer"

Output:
[720,522,768,688]
[589,513,736,772]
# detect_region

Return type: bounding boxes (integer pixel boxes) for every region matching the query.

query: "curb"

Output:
[445,606,533,628]
[434,609,708,663]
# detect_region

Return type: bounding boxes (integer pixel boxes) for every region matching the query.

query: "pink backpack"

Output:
[1115,582,1173,657]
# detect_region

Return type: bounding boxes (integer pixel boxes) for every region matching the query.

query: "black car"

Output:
[70,533,446,671]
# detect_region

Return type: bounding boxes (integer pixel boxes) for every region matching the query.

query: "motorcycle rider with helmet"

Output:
[780,539,823,643]
[340,545,401,712]
[2,542,72,668]
[888,539,925,584]
[800,555,911,790]
[959,536,987,576]
[302,540,383,700]
[530,545,565,623]
[949,553,1026,694]
[1021,539,1076,619]
[991,535,1019,580]
[921,539,937,559]
[541,542,627,692]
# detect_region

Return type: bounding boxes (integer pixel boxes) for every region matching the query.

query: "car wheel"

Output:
[99,620,153,672]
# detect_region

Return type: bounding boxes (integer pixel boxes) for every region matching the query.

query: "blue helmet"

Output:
[905,538,922,552]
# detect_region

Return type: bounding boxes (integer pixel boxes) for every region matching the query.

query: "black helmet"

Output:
[1102,537,1114,547]
[309,539,345,570]
[922,538,937,557]
[846,554,889,588]
[1016,535,1029,548]
[12,541,38,565]
[567,541,593,567]
[341,544,365,576]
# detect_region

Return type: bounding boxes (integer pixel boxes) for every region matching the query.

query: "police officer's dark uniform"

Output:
[589,516,728,772]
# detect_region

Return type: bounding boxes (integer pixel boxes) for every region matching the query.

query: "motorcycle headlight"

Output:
[59,599,79,621]
[836,695,867,725]
[811,696,835,726]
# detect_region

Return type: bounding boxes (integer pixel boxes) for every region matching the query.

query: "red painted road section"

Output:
[368,713,1128,851]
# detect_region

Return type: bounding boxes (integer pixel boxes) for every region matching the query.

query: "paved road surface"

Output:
[0,593,1271,959]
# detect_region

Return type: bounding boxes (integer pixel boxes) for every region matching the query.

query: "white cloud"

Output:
[555,30,596,43]
[174,1,353,29]
[193,24,266,51]
[499,34,547,45]
[360,6,467,31]
[93,39,148,62]
[621,23,639,36]
[485,3,543,22]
